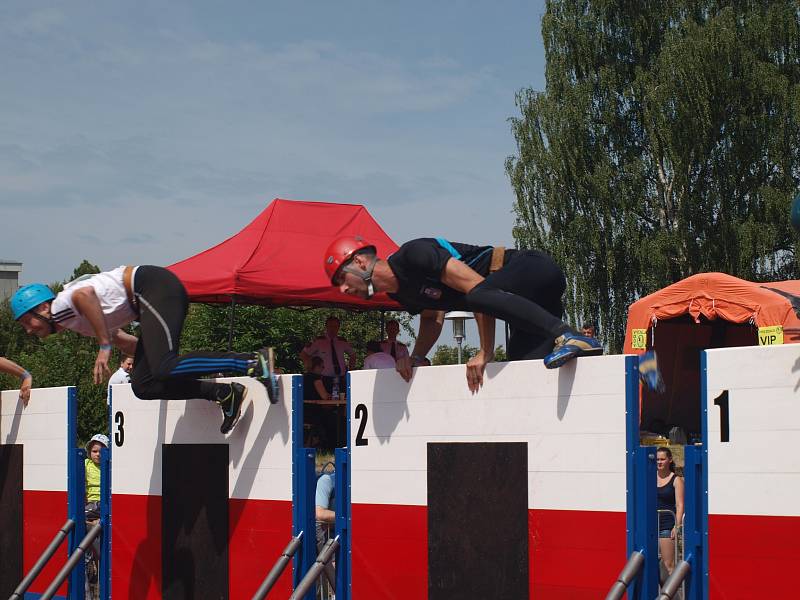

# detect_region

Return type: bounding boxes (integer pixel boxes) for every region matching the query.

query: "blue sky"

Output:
[1,0,547,290]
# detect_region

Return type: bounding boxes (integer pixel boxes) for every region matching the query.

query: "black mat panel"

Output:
[0,444,23,599]
[428,441,529,600]
[162,443,229,600]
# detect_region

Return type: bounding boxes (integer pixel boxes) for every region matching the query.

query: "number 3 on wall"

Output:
[354,403,369,446]
[114,411,125,447]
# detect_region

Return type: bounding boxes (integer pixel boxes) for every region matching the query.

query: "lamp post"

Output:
[444,311,474,364]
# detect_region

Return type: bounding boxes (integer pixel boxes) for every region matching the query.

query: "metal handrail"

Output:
[251,532,304,600]
[9,518,76,600]
[605,550,645,600]
[656,558,691,600]
[40,522,103,600]
[289,536,340,600]
[315,521,336,598]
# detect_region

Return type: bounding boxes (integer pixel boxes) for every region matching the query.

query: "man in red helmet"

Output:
[324,236,603,392]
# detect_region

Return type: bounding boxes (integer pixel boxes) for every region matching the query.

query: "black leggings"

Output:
[130,266,253,401]
[464,250,575,360]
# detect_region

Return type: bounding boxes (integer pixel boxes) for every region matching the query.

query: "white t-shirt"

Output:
[51,266,138,338]
[108,368,131,386]
[363,352,396,370]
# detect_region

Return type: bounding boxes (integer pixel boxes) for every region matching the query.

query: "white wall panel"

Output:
[350,356,629,510]
[111,376,293,501]
[705,345,800,516]
[1,386,71,491]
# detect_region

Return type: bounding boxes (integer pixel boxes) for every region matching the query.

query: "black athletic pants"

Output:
[464,250,576,360]
[130,266,253,401]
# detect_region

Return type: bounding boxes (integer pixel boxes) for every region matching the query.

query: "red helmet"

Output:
[324,236,376,284]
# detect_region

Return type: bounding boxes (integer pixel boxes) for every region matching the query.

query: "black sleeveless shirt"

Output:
[657,473,677,530]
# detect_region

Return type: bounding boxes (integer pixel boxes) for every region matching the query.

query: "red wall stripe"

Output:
[23,490,69,597]
[228,498,293,598]
[351,504,626,599]
[112,494,292,599]
[709,513,800,599]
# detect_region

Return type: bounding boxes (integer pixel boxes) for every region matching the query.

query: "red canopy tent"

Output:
[168,198,401,310]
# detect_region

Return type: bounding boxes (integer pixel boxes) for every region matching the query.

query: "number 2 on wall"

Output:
[354,403,369,446]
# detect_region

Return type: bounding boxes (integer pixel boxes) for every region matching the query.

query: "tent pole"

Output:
[227,296,236,351]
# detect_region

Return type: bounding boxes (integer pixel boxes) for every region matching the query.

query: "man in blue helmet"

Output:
[11,265,280,434]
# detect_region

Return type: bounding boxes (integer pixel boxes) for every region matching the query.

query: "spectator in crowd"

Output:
[581,323,597,338]
[305,357,330,401]
[656,447,684,578]
[300,315,355,395]
[315,467,336,548]
[85,433,108,585]
[108,355,134,386]
[315,465,337,591]
[300,316,355,375]
[380,319,409,361]
[0,356,32,405]
[303,357,338,448]
[85,434,109,515]
[363,341,396,370]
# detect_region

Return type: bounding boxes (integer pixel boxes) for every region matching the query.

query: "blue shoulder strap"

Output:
[437,237,495,268]
[435,237,462,260]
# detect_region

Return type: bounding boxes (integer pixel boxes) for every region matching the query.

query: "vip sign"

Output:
[758,325,784,346]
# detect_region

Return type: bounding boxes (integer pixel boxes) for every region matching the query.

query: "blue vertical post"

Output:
[682,443,707,600]
[625,356,639,560]
[67,386,87,599]
[99,444,111,600]
[682,351,711,600]
[625,356,659,599]
[633,446,658,598]
[291,374,317,600]
[68,447,87,599]
[334,447,350,600]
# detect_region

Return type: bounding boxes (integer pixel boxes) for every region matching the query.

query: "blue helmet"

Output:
[11,284,55,320]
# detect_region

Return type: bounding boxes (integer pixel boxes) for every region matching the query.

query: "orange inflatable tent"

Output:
[623,272,800,435]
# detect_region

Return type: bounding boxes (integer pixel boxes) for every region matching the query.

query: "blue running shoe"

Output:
[543,332,604,369]
[249,347,281,404]
[639,350,665,393]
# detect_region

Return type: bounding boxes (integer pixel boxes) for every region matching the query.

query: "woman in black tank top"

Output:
[656,447,685,576]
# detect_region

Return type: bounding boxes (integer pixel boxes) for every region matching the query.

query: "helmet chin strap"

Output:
[342,255,378,298]
[29,309,56,334]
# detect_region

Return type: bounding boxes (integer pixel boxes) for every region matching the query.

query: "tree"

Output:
[68,260,100,282]
[507,1,800,351]
[431,344,508,365]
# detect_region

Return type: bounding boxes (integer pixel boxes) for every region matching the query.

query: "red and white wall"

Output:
[348,355,629,599]
[1,386,72,599]
[110,376,294,599]
[704,345,800,598]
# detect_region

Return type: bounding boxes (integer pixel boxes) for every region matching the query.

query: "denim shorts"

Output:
[659,528,673,538]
